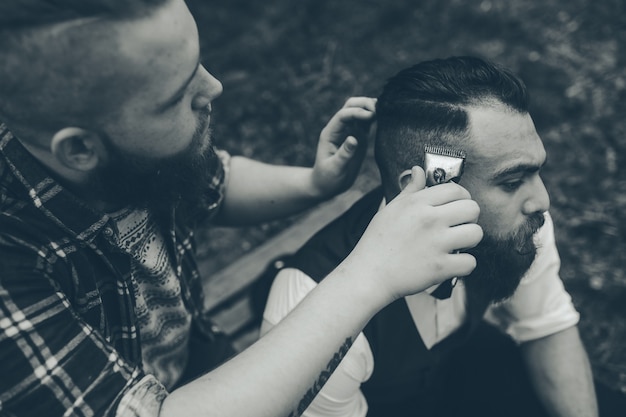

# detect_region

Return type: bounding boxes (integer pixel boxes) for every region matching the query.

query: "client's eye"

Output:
[501,180,523,192]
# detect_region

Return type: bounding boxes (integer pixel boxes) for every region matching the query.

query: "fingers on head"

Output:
[343,96,377,111]
[337,107,376,122]
[339,136,359,157]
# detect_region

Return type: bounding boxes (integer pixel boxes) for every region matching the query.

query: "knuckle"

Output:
[468,254,477,269]
[468,201,481,217]
[431,258,445,275]
[470,224,483,239]
[458,254,477,276]
[417,208,438,228]
[468,224,484,245]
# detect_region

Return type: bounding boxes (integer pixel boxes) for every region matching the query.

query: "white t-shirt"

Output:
[261,211,580,417]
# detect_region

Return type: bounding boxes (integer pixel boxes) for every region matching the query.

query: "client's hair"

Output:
[374,56,529,193]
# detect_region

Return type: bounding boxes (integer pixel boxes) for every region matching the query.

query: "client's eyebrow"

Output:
[491,160,547,180]
[157,59,201,111]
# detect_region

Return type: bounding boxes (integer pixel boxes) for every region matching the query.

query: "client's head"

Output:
[375,56,551,302]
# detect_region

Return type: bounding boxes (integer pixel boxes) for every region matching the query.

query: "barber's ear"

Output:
[397,168,414,191]
[50,127,104,171]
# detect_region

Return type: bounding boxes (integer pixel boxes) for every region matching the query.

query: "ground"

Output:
[187,0,626,392]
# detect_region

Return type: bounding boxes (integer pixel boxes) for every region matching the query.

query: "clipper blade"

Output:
[424,145,466,160]
[423,145,466,186]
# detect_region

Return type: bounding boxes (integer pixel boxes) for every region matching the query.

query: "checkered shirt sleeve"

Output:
[0,241,168,416]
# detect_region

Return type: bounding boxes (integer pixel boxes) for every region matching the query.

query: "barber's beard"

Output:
[89,112,218,213]
[462,213,546,303]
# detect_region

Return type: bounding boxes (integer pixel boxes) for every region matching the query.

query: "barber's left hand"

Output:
[311,97,376,198]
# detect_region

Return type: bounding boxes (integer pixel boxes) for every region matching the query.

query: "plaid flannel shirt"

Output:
[0,125,228,417]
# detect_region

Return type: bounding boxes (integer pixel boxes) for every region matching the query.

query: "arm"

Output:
[214,97,375,225]
[520,326,598,417]
[161,168,483,417]
[0,239,165,417]
[260,269,373,417]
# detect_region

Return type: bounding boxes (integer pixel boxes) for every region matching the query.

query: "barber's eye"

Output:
[171,93,186,106]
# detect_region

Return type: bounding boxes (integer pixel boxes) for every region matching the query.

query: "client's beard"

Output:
[463,213,546,303]
[88,114,220,213]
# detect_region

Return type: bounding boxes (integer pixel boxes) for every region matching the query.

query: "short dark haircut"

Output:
[0,0,169,130]
[374,56,529,194]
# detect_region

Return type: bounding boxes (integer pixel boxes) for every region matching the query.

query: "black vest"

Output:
[279,187,492,417]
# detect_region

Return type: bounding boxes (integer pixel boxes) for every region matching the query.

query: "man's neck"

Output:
[19,139,126,213]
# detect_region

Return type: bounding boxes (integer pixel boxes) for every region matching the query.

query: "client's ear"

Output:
[397,168,414,191]
[50,127,104,172]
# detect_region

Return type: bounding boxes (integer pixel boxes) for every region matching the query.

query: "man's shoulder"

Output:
[0,206,64,273]
[0,159,57,245]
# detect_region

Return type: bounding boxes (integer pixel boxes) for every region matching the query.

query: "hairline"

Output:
[375,100,526,199]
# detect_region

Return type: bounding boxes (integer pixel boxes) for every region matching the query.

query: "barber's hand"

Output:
[343,166,483,304]
[310,97,376,199]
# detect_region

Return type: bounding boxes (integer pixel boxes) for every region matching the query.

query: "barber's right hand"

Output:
[342,166,482,304]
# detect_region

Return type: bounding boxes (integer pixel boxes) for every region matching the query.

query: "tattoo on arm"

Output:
[288,337,354,417]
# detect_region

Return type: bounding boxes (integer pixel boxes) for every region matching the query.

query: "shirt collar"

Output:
[0,124,111,242]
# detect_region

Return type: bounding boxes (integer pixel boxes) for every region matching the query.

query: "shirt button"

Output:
[103,227,114,237]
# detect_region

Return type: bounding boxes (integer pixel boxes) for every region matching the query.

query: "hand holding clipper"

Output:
[424,145,466,186]
[423,145,467,299]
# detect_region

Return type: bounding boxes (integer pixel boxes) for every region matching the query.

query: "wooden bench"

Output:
[198,184,376,352]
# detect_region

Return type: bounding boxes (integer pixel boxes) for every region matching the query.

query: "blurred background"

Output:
[186,0,626,391]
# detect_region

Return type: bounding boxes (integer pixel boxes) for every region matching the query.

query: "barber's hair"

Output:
[374,56,529,194]
[0,0,167,27]
[0,0,169,131]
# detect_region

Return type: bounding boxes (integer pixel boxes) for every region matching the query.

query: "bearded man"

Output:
[262,56,608,417]
[0,2,486,416]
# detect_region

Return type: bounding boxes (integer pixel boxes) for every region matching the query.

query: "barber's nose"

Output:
[191,66,223,110]
[522,176,550,215]
[202,68,223,99]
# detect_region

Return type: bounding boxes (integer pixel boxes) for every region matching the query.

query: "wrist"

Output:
[306,167,334,202]
[327,256,396,315]
[308,166,349,203]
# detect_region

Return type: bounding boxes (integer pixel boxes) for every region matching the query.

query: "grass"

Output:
[187,0,626,391]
